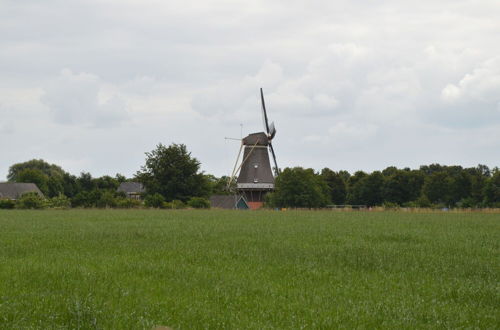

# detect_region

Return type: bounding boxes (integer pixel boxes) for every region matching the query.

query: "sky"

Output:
[1,0,500,180]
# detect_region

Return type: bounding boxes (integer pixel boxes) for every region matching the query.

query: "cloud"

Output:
[41,69,128,127]
[2,0,500,179]
[441,57,500,104]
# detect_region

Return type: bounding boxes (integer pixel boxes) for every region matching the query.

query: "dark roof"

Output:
[117,182,145,194]
[243,132,269,146]
[210,195,248,209]
[0,183,44,199]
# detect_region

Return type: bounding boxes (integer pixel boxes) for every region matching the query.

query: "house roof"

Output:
[0,183,44,199]
[210,194,248,209]
[117,182,145,194]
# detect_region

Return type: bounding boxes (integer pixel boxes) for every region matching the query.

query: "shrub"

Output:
[163,199,186,209]
[49,194,71,209]
[96,191,117,208]
[116,198,142,208]
[187,197,210,209]
[16,192,46,209]
[144,193,165,208]
[416,195,431,208]
[382,201,400,210]
[0,199,16,209]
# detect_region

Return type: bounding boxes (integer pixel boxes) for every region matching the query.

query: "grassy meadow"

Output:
[0,209,498,329]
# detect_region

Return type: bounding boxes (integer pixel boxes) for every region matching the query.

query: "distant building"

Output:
[117,182,145,199]
[0,183,44,200]
[210,195,249,209]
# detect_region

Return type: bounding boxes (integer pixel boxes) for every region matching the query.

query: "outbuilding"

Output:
[117,182,145,199]
[0,183,44,200]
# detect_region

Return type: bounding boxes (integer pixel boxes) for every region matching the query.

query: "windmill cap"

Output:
[242,132,269,146]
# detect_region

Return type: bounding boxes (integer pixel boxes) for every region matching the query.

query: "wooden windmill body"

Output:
[230,89,279,209]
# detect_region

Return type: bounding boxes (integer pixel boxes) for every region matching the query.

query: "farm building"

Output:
[0,183,44,200]
[117,182,145,199]
[210,195,249,209]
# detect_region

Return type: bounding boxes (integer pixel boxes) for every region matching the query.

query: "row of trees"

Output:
[4,144,227,208]
[3,143,500,209]
[268,164,500,208]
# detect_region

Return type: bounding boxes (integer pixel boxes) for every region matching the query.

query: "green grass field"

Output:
[0,210,498,329]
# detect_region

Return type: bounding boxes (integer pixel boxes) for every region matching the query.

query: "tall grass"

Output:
[0,209,498,329]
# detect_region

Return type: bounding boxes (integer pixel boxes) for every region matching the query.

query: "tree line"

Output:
[268,164,500,208]
[2,143,499,209]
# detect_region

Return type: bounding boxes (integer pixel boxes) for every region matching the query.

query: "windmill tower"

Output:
[229,88,279,209]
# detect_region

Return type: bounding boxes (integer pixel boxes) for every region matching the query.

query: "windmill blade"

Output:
[269,142,279,176]
[269,121,276,140]
[260,88,270,134]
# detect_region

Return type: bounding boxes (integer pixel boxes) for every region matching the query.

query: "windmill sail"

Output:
[235,88,278,209]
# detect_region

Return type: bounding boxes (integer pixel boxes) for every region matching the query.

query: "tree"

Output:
[17,169,49,196]
[269,167,329,208]
[382,169,424,205]
[8,159,69,197]
[136,143,210,202]
[8,159,66,181]
[483,171,500,207]
[206,174,234,195]
[348,171,384,206]
[321,168,347,204]
[422,171,451,205]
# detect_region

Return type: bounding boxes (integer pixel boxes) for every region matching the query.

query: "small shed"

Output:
[0,183,44,200]
[210,195,249,209]
[117,182,145,199]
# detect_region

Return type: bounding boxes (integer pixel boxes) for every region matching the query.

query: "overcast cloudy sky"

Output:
[1,0,500,179]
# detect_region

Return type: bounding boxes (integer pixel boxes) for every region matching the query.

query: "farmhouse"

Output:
[0,182,44,200]
[210,195,249,209]
[117,182,145,199]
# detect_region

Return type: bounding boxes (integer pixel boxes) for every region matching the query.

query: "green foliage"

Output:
[7,159,66,181]
[136,143,210,202]
[347,171,384,206]
[16,168,49,196]
[382,169,424,205]
[144,193,165,208]
[163,199,186,209]
[187,197,210,209]
[8,159,69,197]
[270,167,329,208]
[96,191,117,208]
[382,201,400,210]
[15,192,46,209]
[115,198,142,209]
[416,195,432,208]
[321,168,347,204]
[483,170,500,206]
[0,199,16,209]
[206,175,234,195]
[48,194,71,209]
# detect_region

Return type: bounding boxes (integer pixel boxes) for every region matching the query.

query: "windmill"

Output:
[228,88,279,209]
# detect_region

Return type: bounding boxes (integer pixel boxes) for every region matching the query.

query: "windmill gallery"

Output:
[210,88,279,210]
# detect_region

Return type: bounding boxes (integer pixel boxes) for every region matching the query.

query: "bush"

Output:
[163,199,186,209]
[144,193,165,208]
[0,199,16,209]
[382,201,400,210]
[16,192,46,209]
[116,198,142,208]
[416,195,431,208]
[96,191,117,208]
[187,197,210,209]
[49,194,71,209]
